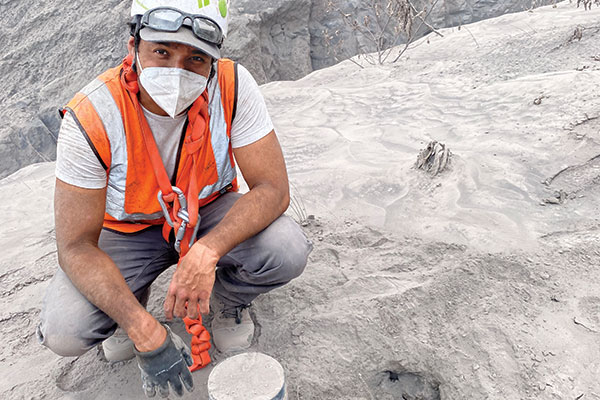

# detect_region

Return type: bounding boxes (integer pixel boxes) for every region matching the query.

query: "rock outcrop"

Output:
[0,0,130,179]
[0,0,555,179]
[224,0,313,83]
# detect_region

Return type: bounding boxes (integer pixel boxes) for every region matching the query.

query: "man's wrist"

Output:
[190,237,223,266]
[127,313,167,352]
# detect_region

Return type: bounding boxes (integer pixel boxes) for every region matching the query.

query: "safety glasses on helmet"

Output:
[140,7,223,47]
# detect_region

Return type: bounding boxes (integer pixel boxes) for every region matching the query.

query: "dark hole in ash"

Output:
[371,368,441,400]
[384,370,400,382]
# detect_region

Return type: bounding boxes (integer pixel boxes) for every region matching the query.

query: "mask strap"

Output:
[135,52,144,73]
[207,60,216,84]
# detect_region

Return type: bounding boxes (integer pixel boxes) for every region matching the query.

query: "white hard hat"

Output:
[131,0,229,59]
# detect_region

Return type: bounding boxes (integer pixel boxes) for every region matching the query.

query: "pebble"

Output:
[540,272,551,280]
[538,383,546,391]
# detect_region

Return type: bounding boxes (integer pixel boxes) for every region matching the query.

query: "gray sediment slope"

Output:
[1,1,599,399]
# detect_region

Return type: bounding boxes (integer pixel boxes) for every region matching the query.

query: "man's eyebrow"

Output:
[152,42,207,57]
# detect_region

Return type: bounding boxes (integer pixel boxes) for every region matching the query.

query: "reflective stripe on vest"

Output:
[79,78,153,221]
[79,66,236,223]
[205,80,236,199]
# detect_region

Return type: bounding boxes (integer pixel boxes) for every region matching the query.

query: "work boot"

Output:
[102,326,134,362]
[210,295,254,354]
[102,287,151,362]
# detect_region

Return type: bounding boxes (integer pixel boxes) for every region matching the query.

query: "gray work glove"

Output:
[134,325,194,398]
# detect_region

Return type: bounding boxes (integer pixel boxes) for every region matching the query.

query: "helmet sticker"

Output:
[197,0,227,17]
[135,0,149,11]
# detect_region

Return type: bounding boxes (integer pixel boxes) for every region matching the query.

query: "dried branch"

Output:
[407,0,443,37]
[393,0,440,63]
[326,0,436,66]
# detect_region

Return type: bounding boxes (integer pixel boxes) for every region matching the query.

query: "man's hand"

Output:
[164,131,289,320]
[164,242,219,320]
[135,325,194,398]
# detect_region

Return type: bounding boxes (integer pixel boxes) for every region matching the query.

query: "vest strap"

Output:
[121,54,212,372]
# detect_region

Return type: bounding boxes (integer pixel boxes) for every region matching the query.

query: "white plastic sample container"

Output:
[208,352,287,400]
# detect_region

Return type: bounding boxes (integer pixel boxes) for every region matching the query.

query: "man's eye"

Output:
[154,49,168,55]
[192,56,206,62]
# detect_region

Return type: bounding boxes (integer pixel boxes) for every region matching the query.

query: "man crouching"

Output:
[36,0,312,397]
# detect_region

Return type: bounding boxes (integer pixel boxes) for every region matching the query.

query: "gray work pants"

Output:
[37,192,312,357]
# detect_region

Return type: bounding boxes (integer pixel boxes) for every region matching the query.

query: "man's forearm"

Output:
[198,182,289,258]
[58,242,165,351]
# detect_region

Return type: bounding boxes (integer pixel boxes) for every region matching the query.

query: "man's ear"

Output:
[127,37,136,58]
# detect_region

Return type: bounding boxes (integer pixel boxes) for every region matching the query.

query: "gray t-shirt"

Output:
[56,64,274,189]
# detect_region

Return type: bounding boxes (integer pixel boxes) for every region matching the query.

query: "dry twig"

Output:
[325,0,440,66]
[393,0,441,62]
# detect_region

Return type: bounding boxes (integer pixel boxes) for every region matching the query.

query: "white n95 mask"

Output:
[137,54,208,118]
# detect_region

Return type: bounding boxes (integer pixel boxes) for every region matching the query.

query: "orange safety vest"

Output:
[61,56,239,234]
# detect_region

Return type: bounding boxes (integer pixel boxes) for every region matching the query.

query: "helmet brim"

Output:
[139,26,221,60]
